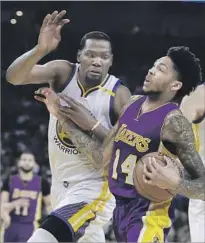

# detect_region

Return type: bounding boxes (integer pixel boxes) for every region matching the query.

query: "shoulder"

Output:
[162,109,193,141]
[126,95,144,106]
[115,84,131,97]
[112,85,132,118]
[50,60,76,91]
[164,109,187,131]
[119,95,144,117]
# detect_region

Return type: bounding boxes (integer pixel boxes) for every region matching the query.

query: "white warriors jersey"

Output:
[48,64,121,184]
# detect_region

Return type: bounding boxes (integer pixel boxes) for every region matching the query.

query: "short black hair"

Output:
[79,31,112,51]
[167,46,202,101]
[20,149,34,157]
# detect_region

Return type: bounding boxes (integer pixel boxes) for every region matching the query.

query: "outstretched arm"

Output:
[161,110,205,200]
[6,10,70,85]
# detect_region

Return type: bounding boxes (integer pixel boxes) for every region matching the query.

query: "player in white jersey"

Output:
[6,10,131,242]
[180,83,205,243]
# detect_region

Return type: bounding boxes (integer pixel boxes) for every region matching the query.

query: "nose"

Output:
[92,57,102,67]
[148,66,155,75]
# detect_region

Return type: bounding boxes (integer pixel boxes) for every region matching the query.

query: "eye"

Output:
[85,52,95,58]
[101,54,110,60]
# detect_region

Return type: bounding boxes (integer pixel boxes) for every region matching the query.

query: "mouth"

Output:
[144,75,151,85]
[89,69,101,75]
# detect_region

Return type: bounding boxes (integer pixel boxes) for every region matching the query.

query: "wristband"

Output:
[91,121,100,131]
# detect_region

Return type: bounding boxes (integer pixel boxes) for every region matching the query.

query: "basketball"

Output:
[133,152,183,203]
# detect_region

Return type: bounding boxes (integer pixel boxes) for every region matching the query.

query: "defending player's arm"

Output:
[161,110,205,200]
[59,120,119,169]
[35,84,131,144]
[6,10,71,86]
[57,95,133,168]
[87,85,131,141]
[35,87,130,168]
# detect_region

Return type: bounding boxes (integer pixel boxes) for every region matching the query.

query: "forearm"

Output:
[61,120,104,168]
[6,45,46,84]
[90,122,109,141]
[176,177,205,200]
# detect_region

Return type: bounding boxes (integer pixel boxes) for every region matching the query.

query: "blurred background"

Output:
[1,1,205,242]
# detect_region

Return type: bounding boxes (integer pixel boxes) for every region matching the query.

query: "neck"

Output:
[19,170,33,181]
[146,92,175,109]
[78,67,107,91]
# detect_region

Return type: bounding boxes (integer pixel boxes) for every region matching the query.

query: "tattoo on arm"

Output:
[161,110,205,200]
[60,120,118,169]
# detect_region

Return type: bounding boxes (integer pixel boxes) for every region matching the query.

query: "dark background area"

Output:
[1,2,205,241]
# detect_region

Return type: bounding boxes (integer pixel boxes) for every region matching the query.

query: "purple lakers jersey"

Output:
[9,175,42,223]
[108,96,179,199]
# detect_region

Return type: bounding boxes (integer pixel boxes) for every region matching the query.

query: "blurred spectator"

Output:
[1,151,51,242]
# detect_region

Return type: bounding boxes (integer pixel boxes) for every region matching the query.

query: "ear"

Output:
[170,80,182,92]
[77,50,81,63]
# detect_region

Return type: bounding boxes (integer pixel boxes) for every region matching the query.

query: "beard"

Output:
[18,166,34,173]
[85,73,103,85]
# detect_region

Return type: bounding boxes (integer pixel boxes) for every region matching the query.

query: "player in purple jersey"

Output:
[37,46,205,242]
[1,151,51,242]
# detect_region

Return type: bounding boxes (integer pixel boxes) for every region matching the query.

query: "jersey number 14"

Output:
[112,149,137,185]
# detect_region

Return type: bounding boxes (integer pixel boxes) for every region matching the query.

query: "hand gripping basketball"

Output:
[133,152,183,202]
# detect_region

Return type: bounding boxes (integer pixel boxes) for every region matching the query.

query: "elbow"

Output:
[6,69,23,85]
[6,69,16,85]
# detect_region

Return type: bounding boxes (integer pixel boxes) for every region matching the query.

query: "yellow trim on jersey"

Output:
[77,75,110,97]
[68,180,112,232]
[68,205,95,232]
[130,95,143,101]
[33,192,42,230]
[192,123,200,152]
[98,86,115,97]
[138,199,172,242]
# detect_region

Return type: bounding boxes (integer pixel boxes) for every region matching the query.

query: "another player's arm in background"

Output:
[0,187,11,229]
[41,178,52,214]
[6,10,71,86]
[180,84,205,123]
[0,178,30,213]
[88,85,131,141]
[1,178,17,213]
[161,110,205,200]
